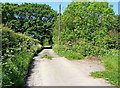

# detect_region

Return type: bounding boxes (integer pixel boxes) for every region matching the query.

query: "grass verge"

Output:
[53,44,84,60]
[91,49,119,87]
[53,44,119,87]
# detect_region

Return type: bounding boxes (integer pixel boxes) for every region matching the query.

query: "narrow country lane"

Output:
[25,49,113,86]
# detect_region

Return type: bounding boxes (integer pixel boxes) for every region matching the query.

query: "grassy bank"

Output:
[91,49,119,87]
[53,44,84,60]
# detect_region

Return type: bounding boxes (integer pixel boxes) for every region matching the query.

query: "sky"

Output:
[1,0,119,14]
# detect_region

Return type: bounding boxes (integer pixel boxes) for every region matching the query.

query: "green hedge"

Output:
[1,25,42,87]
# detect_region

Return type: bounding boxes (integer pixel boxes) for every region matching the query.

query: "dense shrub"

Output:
[1,25,41,87]
[53,1,118,59]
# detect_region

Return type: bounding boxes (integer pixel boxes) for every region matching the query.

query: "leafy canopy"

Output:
[2,3,57,45]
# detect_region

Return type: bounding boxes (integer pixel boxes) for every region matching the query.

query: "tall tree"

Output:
[2,3,57,45]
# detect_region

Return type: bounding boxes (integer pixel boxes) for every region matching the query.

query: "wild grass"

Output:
[53,44,84,60]
[91,49,119,87]
[41,55,53,60]
[53,44,119,87]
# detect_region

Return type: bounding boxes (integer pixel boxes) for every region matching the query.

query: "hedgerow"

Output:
[53,1,118,59]
[1,25,41,87]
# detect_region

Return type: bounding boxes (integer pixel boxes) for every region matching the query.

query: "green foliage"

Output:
[1,25,42,87]
[53,1,118,58]
[43,38,50,46]
[52,1,119,86]
[53,44,84,60]
[91,49,119,87]
[2,3,57,45]
[41,55,53,60]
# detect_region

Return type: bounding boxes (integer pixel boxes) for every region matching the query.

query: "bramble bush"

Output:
[1,25,41,87]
